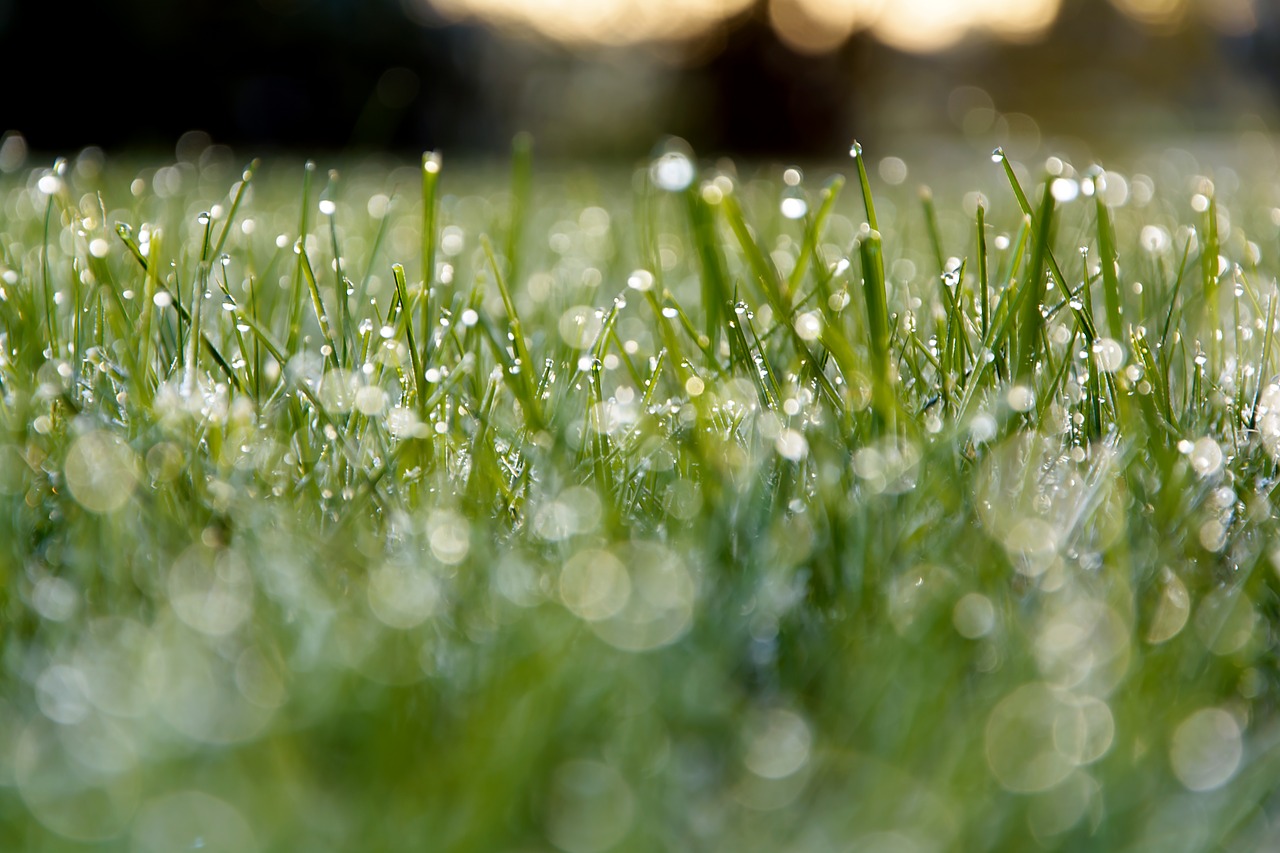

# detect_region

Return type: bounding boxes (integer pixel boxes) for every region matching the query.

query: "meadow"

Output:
[0,134,1278,850]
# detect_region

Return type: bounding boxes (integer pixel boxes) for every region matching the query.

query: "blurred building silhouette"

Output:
[0,0,1276,157]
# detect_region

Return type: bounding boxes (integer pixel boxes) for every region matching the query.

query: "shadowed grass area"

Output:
[0,138,1279,850]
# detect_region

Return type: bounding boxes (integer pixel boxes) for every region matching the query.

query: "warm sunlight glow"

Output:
[425,0,1256,51]
[1108,0,1188,29]
[1108,0,1257,34]
[769,0,1064,55]
[428,0,754,45]
[768,0,883,55]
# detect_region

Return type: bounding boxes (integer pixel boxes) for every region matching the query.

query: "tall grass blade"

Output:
[1015,182,1056,381]
[1095,188,1124,340]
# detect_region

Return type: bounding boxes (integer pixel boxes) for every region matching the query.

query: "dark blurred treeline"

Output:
[1,0,1277,157]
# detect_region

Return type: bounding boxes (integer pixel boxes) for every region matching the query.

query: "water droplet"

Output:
[1051,178,1080,203]
[1092,338,1125,373]
[196,211,211,225]
[794,311,822,342]
[627,269,654,292]
[1007,385,1035,412]
[776,428,808,461]
[991,147,1005,163]
[780,196,808,220]
[650,151,694,192]
[1170,707,1242,791]
[318,199,336,216]
[1189,437,1223,477]
[849,140,863,159]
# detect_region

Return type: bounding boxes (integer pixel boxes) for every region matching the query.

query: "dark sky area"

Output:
[1,0,1278,158]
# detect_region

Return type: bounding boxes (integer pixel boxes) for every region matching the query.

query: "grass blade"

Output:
[1095,186,1124,340]
[1015,181,1056,381]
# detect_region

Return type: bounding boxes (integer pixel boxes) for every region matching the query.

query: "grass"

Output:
[0,137,1279,851]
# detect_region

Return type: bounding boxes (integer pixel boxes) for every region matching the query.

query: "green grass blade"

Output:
[1095,188,1124,340]
[859,228,893,428]
[421,151,441,356]
[297,245,339,372]
[287,160,316,352]
[849,140,879,232]
[977,203,990,340]
[684,183,730,358]
[392,263,425,418]
[1015,182,1056,382]
[787,175,844,297]
[482,234,542,428]
[213,159,259,259]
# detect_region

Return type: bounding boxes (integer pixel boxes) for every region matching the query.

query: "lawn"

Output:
[0,136,1278,850]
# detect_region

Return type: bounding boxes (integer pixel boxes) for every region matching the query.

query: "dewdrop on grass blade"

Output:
[1051,178,1080,203]
[627,270,654,292]
[780,194,807,220]
[1007,386,1035,412]
[1188,437,1224,478]
[650,151,694,192]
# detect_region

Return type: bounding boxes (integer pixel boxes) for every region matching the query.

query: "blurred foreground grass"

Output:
[2,138,1280,850]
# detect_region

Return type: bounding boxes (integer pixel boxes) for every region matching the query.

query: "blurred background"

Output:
[0,0,1276,159]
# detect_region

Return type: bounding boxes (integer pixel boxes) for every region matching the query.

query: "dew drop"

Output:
[780,196,808,220]
[627,269,654,292]
[650,152,694,192]
[1051,178,1080,203]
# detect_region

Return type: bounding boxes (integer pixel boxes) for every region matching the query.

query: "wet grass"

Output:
[1,138,1280,850]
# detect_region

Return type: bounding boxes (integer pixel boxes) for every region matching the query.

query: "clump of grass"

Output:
[0,137,1279,851]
